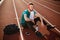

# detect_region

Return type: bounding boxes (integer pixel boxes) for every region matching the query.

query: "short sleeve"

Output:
[23,10,27,14]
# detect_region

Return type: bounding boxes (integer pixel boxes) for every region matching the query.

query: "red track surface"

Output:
[25,0,60,30]
[0,0,60,40]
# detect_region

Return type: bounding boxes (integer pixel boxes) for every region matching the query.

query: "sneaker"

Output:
[47,25,55,30]
[25,32,30,35]
[35,31,43,37]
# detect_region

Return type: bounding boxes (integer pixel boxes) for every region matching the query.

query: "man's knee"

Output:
[34,17,41,24]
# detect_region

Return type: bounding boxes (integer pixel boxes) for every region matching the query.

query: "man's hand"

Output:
[31,20,35,24]
[24,14,31,21]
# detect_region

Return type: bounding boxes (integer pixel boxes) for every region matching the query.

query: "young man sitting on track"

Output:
[20,2,54,37]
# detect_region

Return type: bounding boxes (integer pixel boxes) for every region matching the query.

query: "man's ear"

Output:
[28,5,30,9]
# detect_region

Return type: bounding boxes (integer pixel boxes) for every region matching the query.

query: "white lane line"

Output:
[35,10,60,33]
[22,0,60,33]
[38,0,60,7]
[12,0,24,40]
[55,28,60,33]
[32,0,60,14]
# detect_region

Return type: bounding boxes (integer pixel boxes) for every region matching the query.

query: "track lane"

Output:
[33,0,60,13]
[15,0,60,40]
[14,0,50,40]
[43,0,60,6]
[0,0,19,40]
[0,0,60,40]
[24,0,60,30]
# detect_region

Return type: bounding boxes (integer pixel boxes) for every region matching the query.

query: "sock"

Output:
[30,11,34,20]
[35,25,38,32]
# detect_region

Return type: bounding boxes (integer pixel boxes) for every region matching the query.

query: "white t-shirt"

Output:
[29,11,35,20]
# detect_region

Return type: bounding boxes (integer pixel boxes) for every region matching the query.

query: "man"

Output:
[20,2,43,37]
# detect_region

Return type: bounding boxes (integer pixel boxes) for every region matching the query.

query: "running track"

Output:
[0,0,60,40]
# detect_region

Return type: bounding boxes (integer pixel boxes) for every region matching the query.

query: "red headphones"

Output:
[28,5,30,9]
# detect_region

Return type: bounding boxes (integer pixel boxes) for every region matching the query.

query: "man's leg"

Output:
[34,17,47,37]
[34,17,41,25]
[26,21,36,32]
[24,17,41,32]
[26,21,43,37]
[20,23,28,31]
[34,17,47,25]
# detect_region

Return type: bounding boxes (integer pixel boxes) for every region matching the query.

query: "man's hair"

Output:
[28,2,33,5]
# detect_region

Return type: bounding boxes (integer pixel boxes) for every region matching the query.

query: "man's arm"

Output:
[24,14,31,21]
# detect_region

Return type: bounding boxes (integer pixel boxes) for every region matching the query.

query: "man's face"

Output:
[29,5,34,11]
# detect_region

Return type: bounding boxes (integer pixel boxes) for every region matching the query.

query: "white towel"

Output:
[29,11,34,20]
